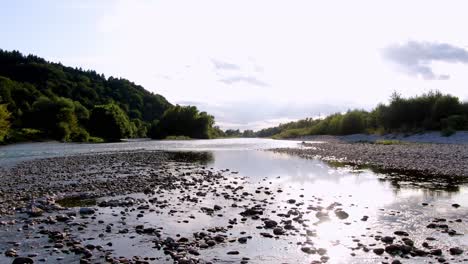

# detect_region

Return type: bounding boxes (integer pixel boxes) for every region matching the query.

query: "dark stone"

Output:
[12,257,34,264]
[373,248,385,255]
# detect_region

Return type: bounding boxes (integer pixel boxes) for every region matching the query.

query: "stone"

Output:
[79,208,95,215]
[449,247,463,255]
[373,248,385,255]
[334,209,349,219]
[12,257,34,264]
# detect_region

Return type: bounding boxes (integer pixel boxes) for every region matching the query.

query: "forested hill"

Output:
[0,49,222,143]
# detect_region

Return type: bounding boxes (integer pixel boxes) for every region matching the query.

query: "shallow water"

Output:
[0,138,466,263]
[0,138,300,167]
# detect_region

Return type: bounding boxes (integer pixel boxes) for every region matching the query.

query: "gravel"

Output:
[273,142,468,178]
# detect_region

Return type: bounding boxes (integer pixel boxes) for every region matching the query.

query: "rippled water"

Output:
[0,138,466,263]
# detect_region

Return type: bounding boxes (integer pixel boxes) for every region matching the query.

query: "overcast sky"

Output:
[2,0,468,130]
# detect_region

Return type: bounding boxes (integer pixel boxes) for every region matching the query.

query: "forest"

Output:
[0,50,219,143]
[255,91,468,138]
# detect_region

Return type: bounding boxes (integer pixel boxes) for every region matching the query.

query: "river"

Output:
[0,138,466,263]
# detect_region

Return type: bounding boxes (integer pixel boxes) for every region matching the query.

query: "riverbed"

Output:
[0,139,466,264]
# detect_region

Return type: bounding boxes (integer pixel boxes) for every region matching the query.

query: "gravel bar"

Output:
[273,142,468,178]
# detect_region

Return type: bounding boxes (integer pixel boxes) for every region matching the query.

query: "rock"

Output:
[27,206,44,217]
[301,246,316,254]
[79,207,95,215]
[394,231,409,236]
[431,249,442,255]
[273,227,285,235]
[334,209,349,219]
[381,236,394,244]
[373,248,385,255]
[260,232,273,238]
[227,251,239,255]
[287,199,296,204]
[391,260,402,264]
[12,257,34,264]
[238,237,248,244]
[451,204,460,208]
[5,249,17,257]
[263,219,277,228]
[449,247,463,255]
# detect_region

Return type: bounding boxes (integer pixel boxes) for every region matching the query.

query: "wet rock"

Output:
[79,207,95,215]
[381,236,394,244]
[373,248,385,255]
[238,237,248,244]
[449,247,463,255]
[301,246,316,254]
[385,244,411,255]
[394,231,409,236]
[334,209,349,219]
[273,227,285,236]
[12,257,34,264]
[260,232,273,238]
[27,206,43,217]
[5,249,18,257]
[263,219,278,228]
[240,206,263,217]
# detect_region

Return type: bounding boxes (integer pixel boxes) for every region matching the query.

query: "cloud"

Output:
[219,75,268,87]
[383,41,468,80]
[211,59,240,70]
[210,58,269,86]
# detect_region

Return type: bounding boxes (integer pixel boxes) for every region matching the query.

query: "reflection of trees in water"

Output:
[167,151,214,164]
[324,160,464,195]
[383,177,461,196]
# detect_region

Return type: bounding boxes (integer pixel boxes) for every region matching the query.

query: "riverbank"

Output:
[293,131,468,144]
[0,150,466,263]
[274,141,468,178]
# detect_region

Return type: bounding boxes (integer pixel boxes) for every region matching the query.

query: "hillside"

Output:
[0,49,221,143]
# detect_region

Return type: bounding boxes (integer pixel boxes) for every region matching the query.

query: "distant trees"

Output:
[0,104,11,143]
[257,91,468,138]
[89,103,134,141]
[149,105,217,139]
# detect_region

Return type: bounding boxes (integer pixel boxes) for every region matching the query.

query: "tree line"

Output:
[0,49,220,143]
[254,91,468,138]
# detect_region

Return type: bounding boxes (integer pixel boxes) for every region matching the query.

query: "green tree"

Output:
[0,104,11,142]
[88,103,133,141]
[149,105,216,139]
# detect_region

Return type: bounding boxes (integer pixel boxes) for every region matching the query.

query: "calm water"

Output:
[0,138,466,263]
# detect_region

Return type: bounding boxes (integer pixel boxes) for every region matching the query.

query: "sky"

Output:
[2,0,468,130]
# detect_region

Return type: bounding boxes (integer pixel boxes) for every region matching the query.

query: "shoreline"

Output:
[273,141,468,178]
[288,131,468,145]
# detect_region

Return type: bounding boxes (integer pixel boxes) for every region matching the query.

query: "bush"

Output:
[441,115,467,130]
[149,105,216,139]
[7,128,43,142]
[88,103,133,141]
[0,104,11,142]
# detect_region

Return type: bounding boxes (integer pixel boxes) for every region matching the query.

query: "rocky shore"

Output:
[0,150,466,263]
[274,142,468,178]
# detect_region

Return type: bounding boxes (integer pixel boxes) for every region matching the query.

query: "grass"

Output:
[164,135,192,140]
[374,139,403,145]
